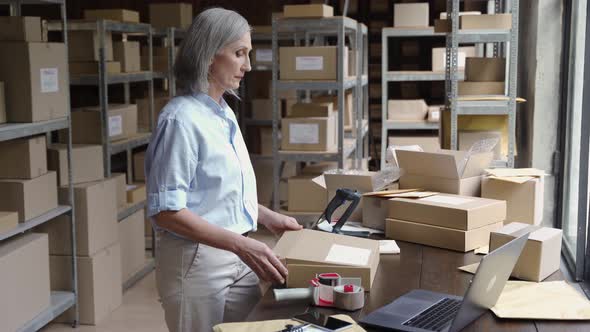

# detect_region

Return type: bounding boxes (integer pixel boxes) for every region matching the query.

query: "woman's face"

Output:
[209,32,252,91]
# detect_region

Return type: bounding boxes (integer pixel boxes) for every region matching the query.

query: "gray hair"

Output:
[174,8,251,96]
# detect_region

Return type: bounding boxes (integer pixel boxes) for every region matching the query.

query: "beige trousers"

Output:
[155,231,261,332]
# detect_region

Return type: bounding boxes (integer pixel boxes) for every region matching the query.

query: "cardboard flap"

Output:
[461,152,493,178]
[363,189,418,197]
[311,174,327,189]
[324,171,380,192]
[488,176,536,184]
[494,222,533,236]
[396,150,462,179]
[485,168,546,178]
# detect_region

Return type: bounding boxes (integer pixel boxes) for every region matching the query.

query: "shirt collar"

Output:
[194,92,229,115]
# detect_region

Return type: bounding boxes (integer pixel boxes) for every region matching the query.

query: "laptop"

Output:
[360,233,529,332]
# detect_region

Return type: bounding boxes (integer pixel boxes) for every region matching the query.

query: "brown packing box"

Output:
[84,9,140,23]
[489,222,562,281]
[118,209,146,282]
[0,81,5,124]
[396,149,493,196]
[388,135,440,152]
[69,104,138,144]
[252,159,293,205]
[0,16,43,42]
[0,233,50,332]
[387,99,428,121]
[133,151,145,182]
[289,102,333,118]
[393,3,429,27]
[387,193,506,230]
[281,113,336,152]
[251,99,273,120]
[141,45,178,57]
[458,81,505,96]
[127,183,146,204]
[47,144,104,186]
[259,127,273,156]
[0,42,68,122]
[482,170,545,225]
[273,229,380,290]
[68,30,113,62]
[432,46,476,72]
[461,14,512,30]
[0,211,18,233]
[149,3,193,29]
[141,55,168,72]
[50,242,123,325]
[0,171,57,222]
[69,61,121,76]
[311,91,353,130]
[113,41,140,73]
[111,173,127,209]
[465,57,506,82]
[37,177,118,257]
[362,195,394,231]
[288,176,327,213]
[386,218,503,252]
[458,131,503,160]
[0,136,46,179]
[136,94,169,130]
[280,46,347,80]
[283,4,334,18]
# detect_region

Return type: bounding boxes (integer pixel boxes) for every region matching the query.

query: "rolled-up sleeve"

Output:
[146,118,198,217]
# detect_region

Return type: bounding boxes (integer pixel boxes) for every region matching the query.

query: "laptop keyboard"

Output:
[402,297,462,331]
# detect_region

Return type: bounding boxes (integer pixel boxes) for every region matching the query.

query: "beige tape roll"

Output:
[333,285,365,311]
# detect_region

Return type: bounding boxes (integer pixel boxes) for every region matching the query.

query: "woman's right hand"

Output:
[235,237,288,285]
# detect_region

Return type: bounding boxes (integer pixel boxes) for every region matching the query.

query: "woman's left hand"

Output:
[264,213,303,236]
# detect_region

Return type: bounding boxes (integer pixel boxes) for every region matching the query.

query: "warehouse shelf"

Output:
[274,16,360,33]
[386,70,464,82]
[152,71,168,79]
[19,291,76,332]
[456,30,510,43]
[151,27,186,97]
[382,120,439,131]
[382,27,445,37]
[276,75,368,91]
[0,118,69,142]
[48,19,151,34]
[244,119,272,126]
[454,99,511,115]
[0,206,71,242]
[70,71,154,85]
[118,200,146,222]
[123,258,155,291]
[0,0,63,4]
[277,138,357,162]
[110,133,152,155]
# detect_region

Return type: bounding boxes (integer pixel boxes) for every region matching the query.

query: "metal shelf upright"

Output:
[0,0,78,330]
[270,16,368,211]
[152,27,186,97]
[445,0,519,168]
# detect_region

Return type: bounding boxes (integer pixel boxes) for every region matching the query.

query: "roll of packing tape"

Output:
[333,284,364,311]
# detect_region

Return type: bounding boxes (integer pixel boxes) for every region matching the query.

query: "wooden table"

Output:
[247,241,590,331]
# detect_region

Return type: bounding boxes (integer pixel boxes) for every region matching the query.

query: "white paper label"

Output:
[255,49,273,62]
[420,195,474,206]
[295,56,324,71]
[325,244,371,266]
[109,115,123,137]
[430,110,440,121]
[441,52,467,68]
[40,68,59,93]
[289,123,319,144]
[126,184,138,191]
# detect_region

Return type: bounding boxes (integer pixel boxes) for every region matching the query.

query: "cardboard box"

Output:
[482,169,545,225]
[283,4,334,18]
[458,81,505,96]
[127,183,146,204]
[37,177,118,257]
[251,98,273,120]
[288,176,327,212]
[432,46,476,71]
[252,159,293,205]
[461,14,512,30]
[69,61,121,75]
[149,3,193,29]
[386,218,503,252]
[0,81,5,124]
[289,102,333,118]
[84,9,140,23]
[281,113,336,152]
[0,211,18,233]
[396,149,493,196]
[0,171,57,222]
[393,3,429,27]
[259,127,273,156]
[0,42,68,122]
[0,233,50,332]
[68,30,113,62]
[113,41,140,73]
[441,113,511,157]
[311,91,353,130]
[439,11,482,20]
[273,229,380,290]
[48,144,104,186]
[141,45,178,57]
[362,196,392,231]
[280,46,347,80]
[387,99,428,121]
[458,130,503,160]
[427,105,441,123]
[465,57,506,82]
[388,135,440,152]
[118,209,146,282]
[141,55,168,72]
[0,136,47,179]
[0,16,43,42]
[70,104,138,143]
[136,95,169,130]
[252,46,273,66]
[489,222,562,281]
[111,173,127,209]
[133,151,145,182]
[387,193,506,230]
[51,242,123,325]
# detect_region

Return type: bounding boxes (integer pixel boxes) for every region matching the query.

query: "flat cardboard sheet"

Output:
[213,314,365,332]
[458,262,480,274]
[485,168,546,178]
[457,96,526,103]
[491,281,590,320]
[475,245,489,255]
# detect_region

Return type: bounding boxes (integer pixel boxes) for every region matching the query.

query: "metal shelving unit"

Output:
[152,27,186,97]
[445,0,519,167]
[270,16,369,210]
[0,0,79,330]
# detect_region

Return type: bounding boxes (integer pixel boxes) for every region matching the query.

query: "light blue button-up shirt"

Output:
[145,92,258,236]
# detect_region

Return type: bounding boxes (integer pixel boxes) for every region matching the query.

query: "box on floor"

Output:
[0,171,57,222]
[118,209,146,282]
[489,222,561,281]
[0,135,46,179]
[48,144,104,186]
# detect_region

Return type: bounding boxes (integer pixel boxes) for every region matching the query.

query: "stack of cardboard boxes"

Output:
[66,104,139,144]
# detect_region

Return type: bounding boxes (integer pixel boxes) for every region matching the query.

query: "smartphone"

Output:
[293,312,354,331]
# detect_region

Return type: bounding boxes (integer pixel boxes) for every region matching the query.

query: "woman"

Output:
[144,8,302,332]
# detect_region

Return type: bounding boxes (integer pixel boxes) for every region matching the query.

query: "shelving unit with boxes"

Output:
[270,5,369,211]
[0,0,79,330]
